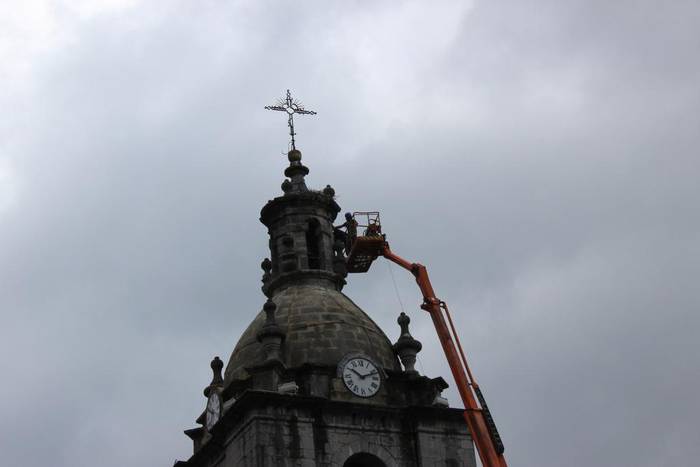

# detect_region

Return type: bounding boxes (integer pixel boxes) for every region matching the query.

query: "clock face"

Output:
[205,393,221,431]
[341,357,381,398]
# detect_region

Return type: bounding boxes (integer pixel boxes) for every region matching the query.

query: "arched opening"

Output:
[306,218,321,269]
[343,452,386,467]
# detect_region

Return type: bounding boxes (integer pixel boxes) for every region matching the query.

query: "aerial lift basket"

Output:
[345,212,385,273]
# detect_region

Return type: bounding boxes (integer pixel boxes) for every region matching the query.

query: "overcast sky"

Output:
[1,1,699,466]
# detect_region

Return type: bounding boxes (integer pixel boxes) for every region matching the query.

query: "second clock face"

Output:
[205,393,221,431]
[342,357,381,398]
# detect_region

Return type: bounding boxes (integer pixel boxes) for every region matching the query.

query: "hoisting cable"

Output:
[386,261,406,314]
[387,261,426,373]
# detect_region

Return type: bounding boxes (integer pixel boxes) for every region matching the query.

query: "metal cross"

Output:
[265,89,317,150]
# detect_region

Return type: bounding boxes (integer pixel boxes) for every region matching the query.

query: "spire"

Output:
[259,91,346,296]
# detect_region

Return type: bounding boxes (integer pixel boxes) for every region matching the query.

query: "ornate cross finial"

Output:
[265,89,317,150]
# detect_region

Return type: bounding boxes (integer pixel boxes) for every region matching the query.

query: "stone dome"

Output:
[224,284,401,385]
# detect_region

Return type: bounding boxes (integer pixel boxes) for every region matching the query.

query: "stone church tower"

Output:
[174,149,476,467]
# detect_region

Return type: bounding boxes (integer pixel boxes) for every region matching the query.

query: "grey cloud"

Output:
[1,1,698,466]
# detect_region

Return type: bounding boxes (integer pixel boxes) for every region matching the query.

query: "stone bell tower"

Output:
[174,145,476,466]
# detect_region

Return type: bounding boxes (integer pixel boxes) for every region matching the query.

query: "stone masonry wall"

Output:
[202,401,475,467]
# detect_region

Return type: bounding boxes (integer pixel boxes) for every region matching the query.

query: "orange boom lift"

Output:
[345,212,507,467]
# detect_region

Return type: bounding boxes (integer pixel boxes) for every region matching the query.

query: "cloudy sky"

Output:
[1,1,699,466]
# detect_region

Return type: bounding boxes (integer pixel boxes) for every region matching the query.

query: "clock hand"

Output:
[350,368,363,378]
[354,369,377,379]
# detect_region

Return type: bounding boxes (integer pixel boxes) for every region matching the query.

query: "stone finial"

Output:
[281,179,292,193]
[210,357,224,385]
[203,356,224,397]
[323,184,335,197]
[263,299,277,323]
[256,299,285,362]
[288,149,302,163]
[283,149,309,193]
[393,312,423,375]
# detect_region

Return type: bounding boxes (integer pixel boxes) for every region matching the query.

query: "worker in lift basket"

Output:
[334,212,358,255]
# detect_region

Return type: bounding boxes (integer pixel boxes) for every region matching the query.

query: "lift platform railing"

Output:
[351,211,383,237]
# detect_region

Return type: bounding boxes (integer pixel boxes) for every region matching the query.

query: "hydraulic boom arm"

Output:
[381,243,508,467]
